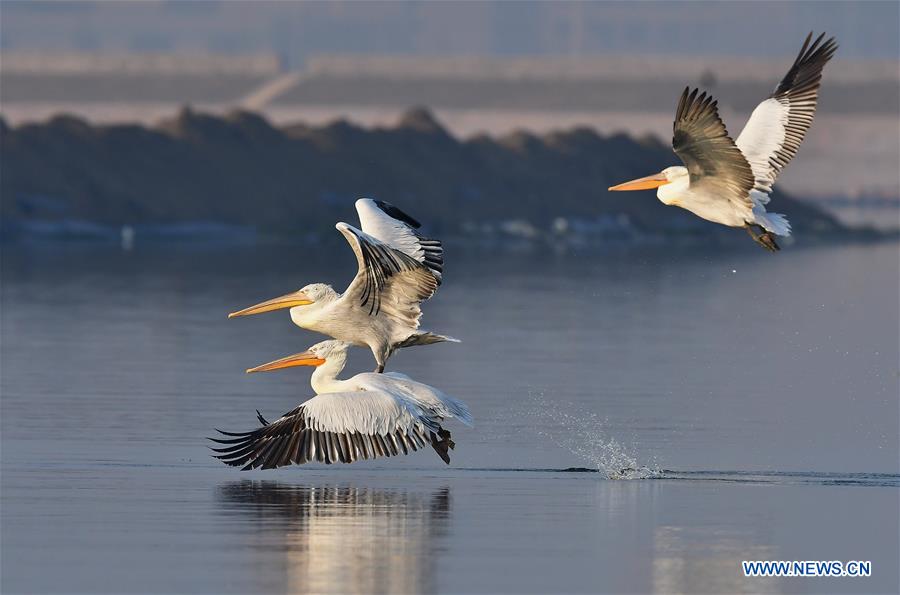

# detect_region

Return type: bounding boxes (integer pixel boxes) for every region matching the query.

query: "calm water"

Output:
[2,240,898,594]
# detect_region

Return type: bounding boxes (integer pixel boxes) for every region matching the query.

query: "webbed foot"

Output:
[744,224,780,252]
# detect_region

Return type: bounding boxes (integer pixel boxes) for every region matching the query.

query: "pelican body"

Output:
[212,340,473,469]
[229,199,454,372]
[609,33,837,251]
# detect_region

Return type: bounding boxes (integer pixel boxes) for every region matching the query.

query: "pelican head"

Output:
[607,166,687,192]
[228,283,335,319]
[246,340,350,374]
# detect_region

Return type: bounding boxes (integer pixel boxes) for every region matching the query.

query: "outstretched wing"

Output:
[210,391,448,469]
[736,32,838,193]
[355,198,443,284]
[672,87,755,210]
[337,223,438,328]
[372,372,474,427]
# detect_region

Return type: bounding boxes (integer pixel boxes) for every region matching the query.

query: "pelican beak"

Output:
[228,290,312,318]
[246,351,326,374]
[608,172,669,191]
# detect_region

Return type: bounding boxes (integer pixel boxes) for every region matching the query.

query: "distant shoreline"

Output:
[2,218,894,251]
[0,107,868,246]
[3,104,896,203]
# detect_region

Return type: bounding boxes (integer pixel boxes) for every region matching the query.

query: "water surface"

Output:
[2,241,898,593]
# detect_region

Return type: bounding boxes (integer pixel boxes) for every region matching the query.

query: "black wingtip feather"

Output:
[213,407,457,470]
[208,435,252,445]
[774,32,838,97]
[215,428,253,437]
[373,200,422,229]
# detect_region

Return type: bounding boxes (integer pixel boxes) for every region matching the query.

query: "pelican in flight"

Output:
[609,33,837,251]
[229,199,453,372]
[211,340,473,469]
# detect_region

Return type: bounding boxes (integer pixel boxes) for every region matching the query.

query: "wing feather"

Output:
[673,87,755,210]
[736,32,838,193]
[355,198,443,284]
[371,372,474,427]
[210,391,453,469]
[337,222,437,329]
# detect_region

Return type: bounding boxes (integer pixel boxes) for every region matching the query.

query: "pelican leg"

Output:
[429,429,453,464]
[744,224,780,252]
[372,346,388,373]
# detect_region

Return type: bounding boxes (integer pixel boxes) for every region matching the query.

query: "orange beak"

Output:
[246,350,326,374]
[608,172,669,191]
[228,290,313,318]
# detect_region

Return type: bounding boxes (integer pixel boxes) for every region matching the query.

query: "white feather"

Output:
[379,372,474,427]
[748,190,791,236]
[300,390,436,436]
[736,98,789,194]
[305,340,474,429]
[752,209,792,236]
[356,198,427,263]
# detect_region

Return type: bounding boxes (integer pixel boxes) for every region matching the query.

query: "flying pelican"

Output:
[228,199,453,372]
[608,32,837,251]
[210,340,473,469]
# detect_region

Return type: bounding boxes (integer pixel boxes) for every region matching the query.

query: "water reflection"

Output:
[217,481,451,594]
[3,242,897,594]
[652,525,781,594]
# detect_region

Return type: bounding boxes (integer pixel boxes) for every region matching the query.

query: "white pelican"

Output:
[229,199,453,372]
[211,340,473,469]
[608,33,837,251]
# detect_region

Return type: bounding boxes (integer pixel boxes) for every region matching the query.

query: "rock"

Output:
[0,107,847,242]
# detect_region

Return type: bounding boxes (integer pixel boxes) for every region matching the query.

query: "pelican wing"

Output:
[736,33,838,193]
[337,222,437,326]
[372,372,474,427]
[355,198,443,284]
[211,391,449,469]
[672,87,755,209]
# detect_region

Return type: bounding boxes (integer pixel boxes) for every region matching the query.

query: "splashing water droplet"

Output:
[530,393,661,480]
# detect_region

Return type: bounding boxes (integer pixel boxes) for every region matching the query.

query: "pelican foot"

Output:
[744,224,780,252]
[430,429,453,464]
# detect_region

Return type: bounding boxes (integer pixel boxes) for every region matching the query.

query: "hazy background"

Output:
[2,4,899,594]
[2,0,899,207]
[2,1,897,58]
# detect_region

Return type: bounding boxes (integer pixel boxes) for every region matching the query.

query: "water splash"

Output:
[529,393,661,480]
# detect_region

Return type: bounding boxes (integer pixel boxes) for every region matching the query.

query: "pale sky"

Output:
[2,1,897,65]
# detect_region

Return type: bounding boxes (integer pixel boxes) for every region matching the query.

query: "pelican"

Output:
[229,199,453,372]
[608,33,838,251]
[210,340,473,469]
